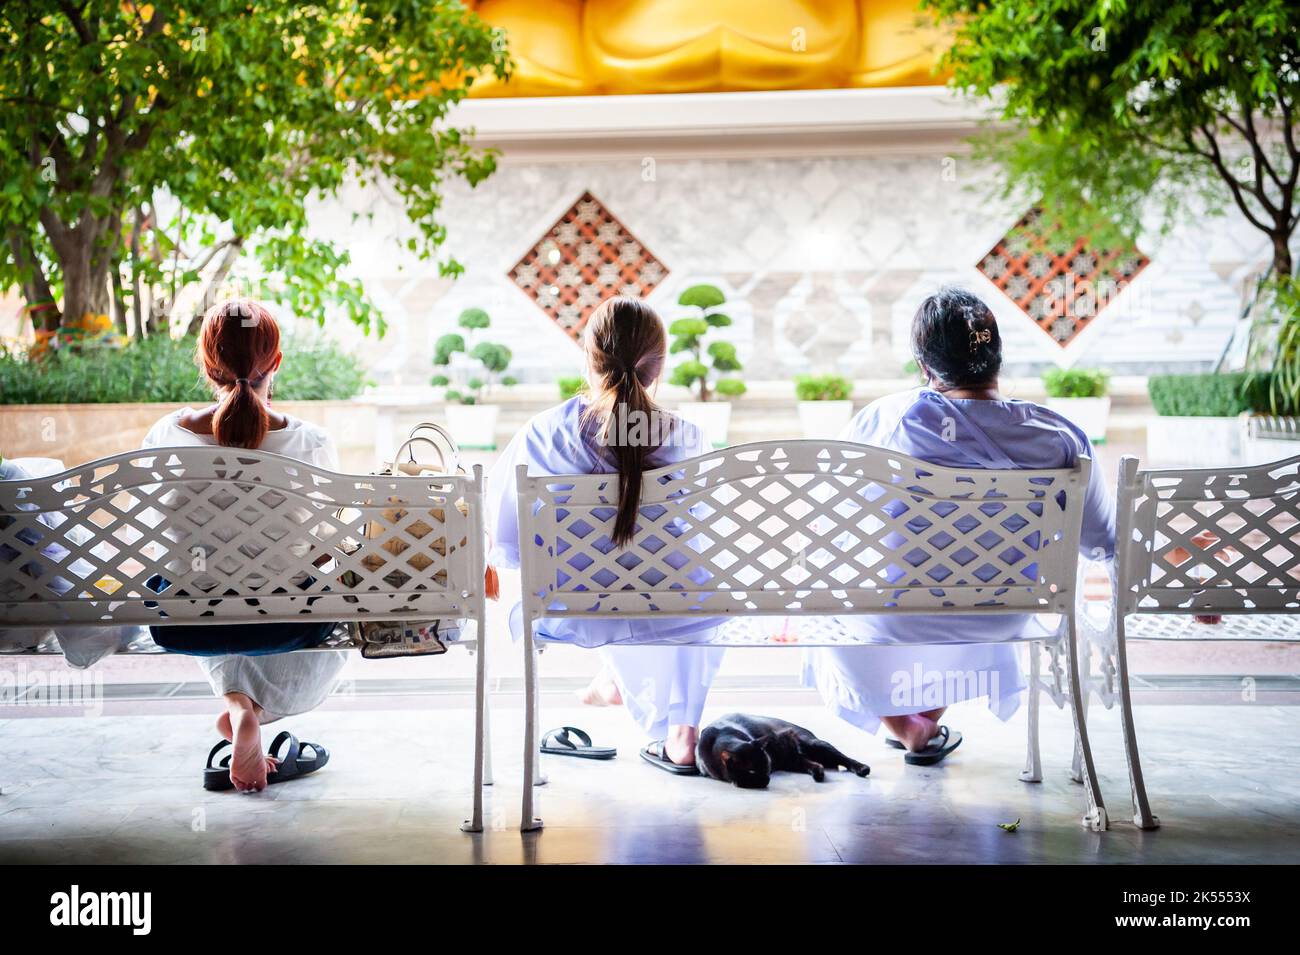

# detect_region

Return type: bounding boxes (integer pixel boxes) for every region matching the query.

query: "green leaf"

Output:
[469,341,511,374]
[433,333,466,364]
[430,373,450,387]
[669,318,709,338]
[704,312,732,328]
[714,378,747,397]
[678,284,726,309]
[668,360,708,386]
[458,307,491,330]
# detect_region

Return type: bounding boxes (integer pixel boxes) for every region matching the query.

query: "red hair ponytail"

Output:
[196,300,281,449]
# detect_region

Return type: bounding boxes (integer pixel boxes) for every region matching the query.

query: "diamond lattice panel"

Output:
[508,191,669,341]
[977,208,1149,347]
[1118,455,1300,615]
[517,441,1088,645]
[0,447,482,626]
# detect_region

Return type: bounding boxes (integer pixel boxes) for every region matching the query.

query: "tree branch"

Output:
[1185,126,1275,234]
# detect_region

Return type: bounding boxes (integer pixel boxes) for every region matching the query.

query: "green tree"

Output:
[667,283,746,402]
[0,1,509,338]
[925,0,1299,278]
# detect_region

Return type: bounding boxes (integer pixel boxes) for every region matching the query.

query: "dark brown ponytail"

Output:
[581,296,667,547]
[196,299,281,449]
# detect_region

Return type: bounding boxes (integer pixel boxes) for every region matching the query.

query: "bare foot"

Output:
[663,724,698,765]
[883,713,941,753]
[576,672,622,707]
[224,693,271,792]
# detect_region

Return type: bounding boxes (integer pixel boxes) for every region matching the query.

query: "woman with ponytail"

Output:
[488,296,724,773]
[803,287,1115,766]
[139,300,344,792]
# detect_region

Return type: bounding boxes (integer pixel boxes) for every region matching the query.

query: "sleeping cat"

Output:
[696,713,870,788]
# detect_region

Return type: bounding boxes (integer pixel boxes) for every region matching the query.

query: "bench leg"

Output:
[1065,612,1108,831]
[1069,640,1090,785]
[482,647,494,788]
[462,612,488,833]
[1020,641,1042,783]
[520,618,543,832]
[1116,616,1160,830]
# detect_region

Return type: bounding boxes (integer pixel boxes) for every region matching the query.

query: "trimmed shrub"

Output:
[0,333,367,405]
[1146,372,1262,417]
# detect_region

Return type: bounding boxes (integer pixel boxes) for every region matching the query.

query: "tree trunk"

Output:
[1274,233,1293,281]
[6,228,60,331]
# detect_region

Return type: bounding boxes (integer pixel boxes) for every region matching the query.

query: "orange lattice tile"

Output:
[508,191,669,340]
[977,208,1149,347]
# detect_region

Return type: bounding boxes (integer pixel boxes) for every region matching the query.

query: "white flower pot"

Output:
[1046,396,1111,445]
[797,400,855,439]
[676,401,732,448]
[1146,415,1243,468]
[444,403,500,450]
[1242,415,1300,466]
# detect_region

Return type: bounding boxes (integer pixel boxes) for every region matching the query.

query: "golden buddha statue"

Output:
[468,0,947,97]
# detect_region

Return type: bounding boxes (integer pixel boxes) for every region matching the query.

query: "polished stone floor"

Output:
[1,686,1297,864]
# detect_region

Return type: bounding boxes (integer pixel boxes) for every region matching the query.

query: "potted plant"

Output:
[1145,372,1254,467]
[557,375,587,402]
[1242,279,1300,464]
[1042,368,1110,444]
[431,307,517,450]
[795,374,855,439]
[667,284,746,447]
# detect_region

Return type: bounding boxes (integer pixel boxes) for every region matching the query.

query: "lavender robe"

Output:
[487,397,725,736]
[801,388,1116,734]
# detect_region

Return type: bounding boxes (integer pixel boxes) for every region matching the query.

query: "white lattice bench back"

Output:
[1,445,493,832]
[0,447,486,627]
[514,439,1108,833]
[516,440,1089,635]
[1107,452,1300,833]
[1116,452,1300,629]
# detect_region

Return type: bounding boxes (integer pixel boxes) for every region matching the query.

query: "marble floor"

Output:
[0,689,1297,864]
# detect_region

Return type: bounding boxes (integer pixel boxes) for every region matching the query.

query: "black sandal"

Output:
[903,726,963,766]
[201,732,330,791]
[541,726,616,759]
[265,731,329,783]
[203,739,238,791]
[639,740,699,775]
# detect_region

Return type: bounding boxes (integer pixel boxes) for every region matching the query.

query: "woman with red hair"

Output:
[140,300,344,793]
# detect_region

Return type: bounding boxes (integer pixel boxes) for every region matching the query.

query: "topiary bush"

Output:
[431,307,517,405]
[666,284,746,401]
[1147,372,1264,417]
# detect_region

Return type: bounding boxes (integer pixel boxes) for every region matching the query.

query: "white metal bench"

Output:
[0,446,491,831]
[514,439,1107,832]
[1112,451,1300,831]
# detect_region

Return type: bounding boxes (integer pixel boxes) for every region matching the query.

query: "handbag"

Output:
[339,423,475,659]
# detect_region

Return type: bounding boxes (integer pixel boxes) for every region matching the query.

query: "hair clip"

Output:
[969,328,992,351]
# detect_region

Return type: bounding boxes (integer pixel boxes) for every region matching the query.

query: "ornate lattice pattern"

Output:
[977,208,1149,347]
[507,191,669,341]
[1117,454,1300,615]
[516,441,1088,644]
[0,448,485,627]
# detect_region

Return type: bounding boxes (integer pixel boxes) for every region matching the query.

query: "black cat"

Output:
[696,713,870,788]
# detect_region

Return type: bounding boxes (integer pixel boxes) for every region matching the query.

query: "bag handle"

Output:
[390,435,447,472]
[407,421,462,473]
